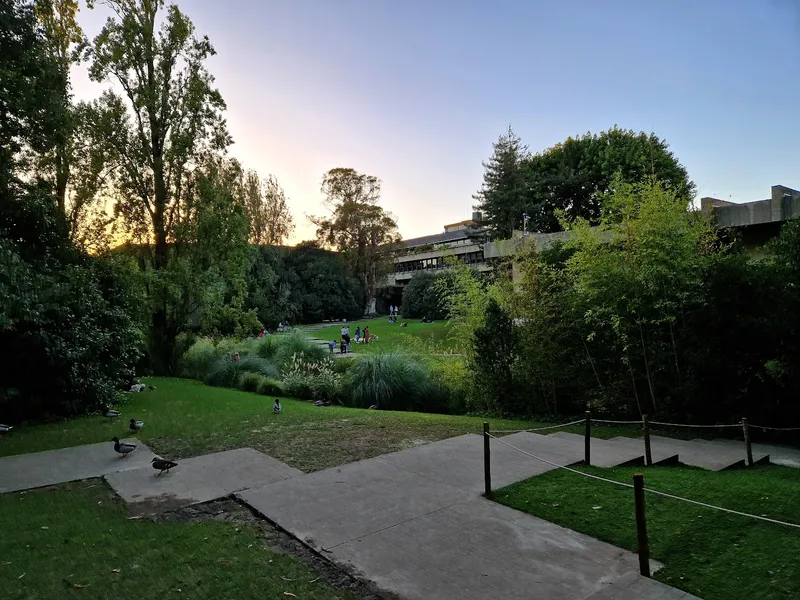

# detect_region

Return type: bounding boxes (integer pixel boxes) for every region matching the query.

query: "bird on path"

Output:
[112,437,136,458]
[129,418,144,432]
[273,399,282,414]
[0,424,13,436]
[103,408,121,422]
[151,457,178,476]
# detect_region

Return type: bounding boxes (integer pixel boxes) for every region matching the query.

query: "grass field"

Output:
[0,481,360,600]
[311,317,456,354]
[495,464,800,600]
[0,378,638,471]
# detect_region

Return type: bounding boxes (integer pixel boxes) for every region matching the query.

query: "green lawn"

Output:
[495,464,800,600]
[0,378,637,471]
[0,481,359,600]
[311,317,456,354]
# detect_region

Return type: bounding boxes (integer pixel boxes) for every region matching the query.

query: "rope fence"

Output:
[488,412,796,470]
[482,429,800,577]
[485,433,800,530]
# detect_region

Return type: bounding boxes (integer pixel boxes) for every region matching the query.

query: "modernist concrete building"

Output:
[387,213,491,289]
[385,184,800,292]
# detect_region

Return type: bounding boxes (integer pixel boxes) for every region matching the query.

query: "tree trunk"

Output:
[149,154,172,374]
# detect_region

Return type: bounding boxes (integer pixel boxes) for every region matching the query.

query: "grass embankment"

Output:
[495,464,800,600]
[0,378,636,471]
[311,317,456,354]
[0,481,360,600]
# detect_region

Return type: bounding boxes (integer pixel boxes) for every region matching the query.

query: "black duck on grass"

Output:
[129,418,144,431]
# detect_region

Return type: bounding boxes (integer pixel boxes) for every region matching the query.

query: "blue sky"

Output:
[72,0,800,242]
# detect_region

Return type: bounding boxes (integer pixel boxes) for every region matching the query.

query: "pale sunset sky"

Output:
[71,0,800,244]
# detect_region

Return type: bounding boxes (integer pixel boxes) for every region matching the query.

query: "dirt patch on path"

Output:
[146,497,396,600]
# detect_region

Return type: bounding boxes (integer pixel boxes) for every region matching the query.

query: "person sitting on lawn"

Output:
[233,352,240,361]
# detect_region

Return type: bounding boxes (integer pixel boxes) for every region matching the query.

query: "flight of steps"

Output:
[502,431,778,471]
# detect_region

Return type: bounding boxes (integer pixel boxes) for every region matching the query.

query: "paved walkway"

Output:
[239,434,700,600]
[0,438,155,494]
[11,426,800,599]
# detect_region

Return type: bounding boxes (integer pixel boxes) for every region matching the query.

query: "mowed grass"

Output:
[495,464,800,600]
[0,481,359,600]
[311,317,456,354]
[0,378,638,471]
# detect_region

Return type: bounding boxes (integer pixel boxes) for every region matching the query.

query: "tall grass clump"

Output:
[255,333,328,370]
[178,337,217,380]
[282,355,342,402]
[205,355,278,388]
[347,352,432,411]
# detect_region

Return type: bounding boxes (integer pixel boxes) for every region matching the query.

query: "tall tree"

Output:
[473,125,529,238]
[85,0,230,370]
[242,171,294,245]
[476,126,695,238]
[310,168,400,315]
[34,0,83,215]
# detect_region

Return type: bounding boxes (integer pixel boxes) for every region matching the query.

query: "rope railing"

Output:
[753,424,800,431]
[486,431,800,531]
[648,421,741,428]
[491,419,586,434]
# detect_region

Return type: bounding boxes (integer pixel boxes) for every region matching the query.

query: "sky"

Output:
[70,0,800,244]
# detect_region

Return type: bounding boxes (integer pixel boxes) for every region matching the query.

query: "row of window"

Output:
[394,251,485,273]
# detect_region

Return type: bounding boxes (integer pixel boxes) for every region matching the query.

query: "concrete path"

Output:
[0,439,155,494]
[693,438,800,468]
[239,433,699,600]
[105,447,302,513]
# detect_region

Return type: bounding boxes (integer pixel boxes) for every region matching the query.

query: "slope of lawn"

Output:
[495,464,800,600]
[0,378,639,471]
[311,317,456,354]
[0,481,360,600]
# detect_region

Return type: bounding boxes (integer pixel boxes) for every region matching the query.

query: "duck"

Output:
[0,424,13,436]
[368,404,378,410]
[112,437,136,458]
[129,418,144,431]
[103,408,121,422]
[313,400,331,407]
[273,399,282,414]
[151,457,178,476]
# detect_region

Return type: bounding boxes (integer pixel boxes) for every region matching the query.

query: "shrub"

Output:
[281,354,342,402]
[347,352,432,411]
[237,372,264,393]
[178,337,217,380]
[254,333,328,370]
[256,377,285,396]
[401,271,453,320]
[205,355,278,388]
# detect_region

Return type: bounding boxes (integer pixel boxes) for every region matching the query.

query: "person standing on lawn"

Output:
[363,325,370,344]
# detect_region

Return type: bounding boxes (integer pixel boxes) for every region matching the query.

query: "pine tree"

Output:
[472,126,529,238]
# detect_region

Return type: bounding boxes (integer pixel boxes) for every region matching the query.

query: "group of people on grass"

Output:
[330,324,377,354]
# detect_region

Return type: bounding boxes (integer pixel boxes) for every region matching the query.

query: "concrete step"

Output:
[648,435,769,471]
[692,438,800,468]
[546,431,647,467]
[606,436,680,466]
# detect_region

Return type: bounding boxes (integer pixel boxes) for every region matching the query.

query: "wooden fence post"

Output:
[742,417,753,467]
[483,422,492,498]
[584,410,591,466]
[642,414,653,467]
[633,473,651,577]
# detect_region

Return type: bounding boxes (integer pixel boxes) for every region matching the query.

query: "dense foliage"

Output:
[0,0,141,422]
[399,271,453,320]
[451,179,800,428]
[247,243,364,326]
[474,126,694,238]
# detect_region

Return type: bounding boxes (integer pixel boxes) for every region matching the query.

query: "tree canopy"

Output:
[474,126,695,238]
[311,168,400,315]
